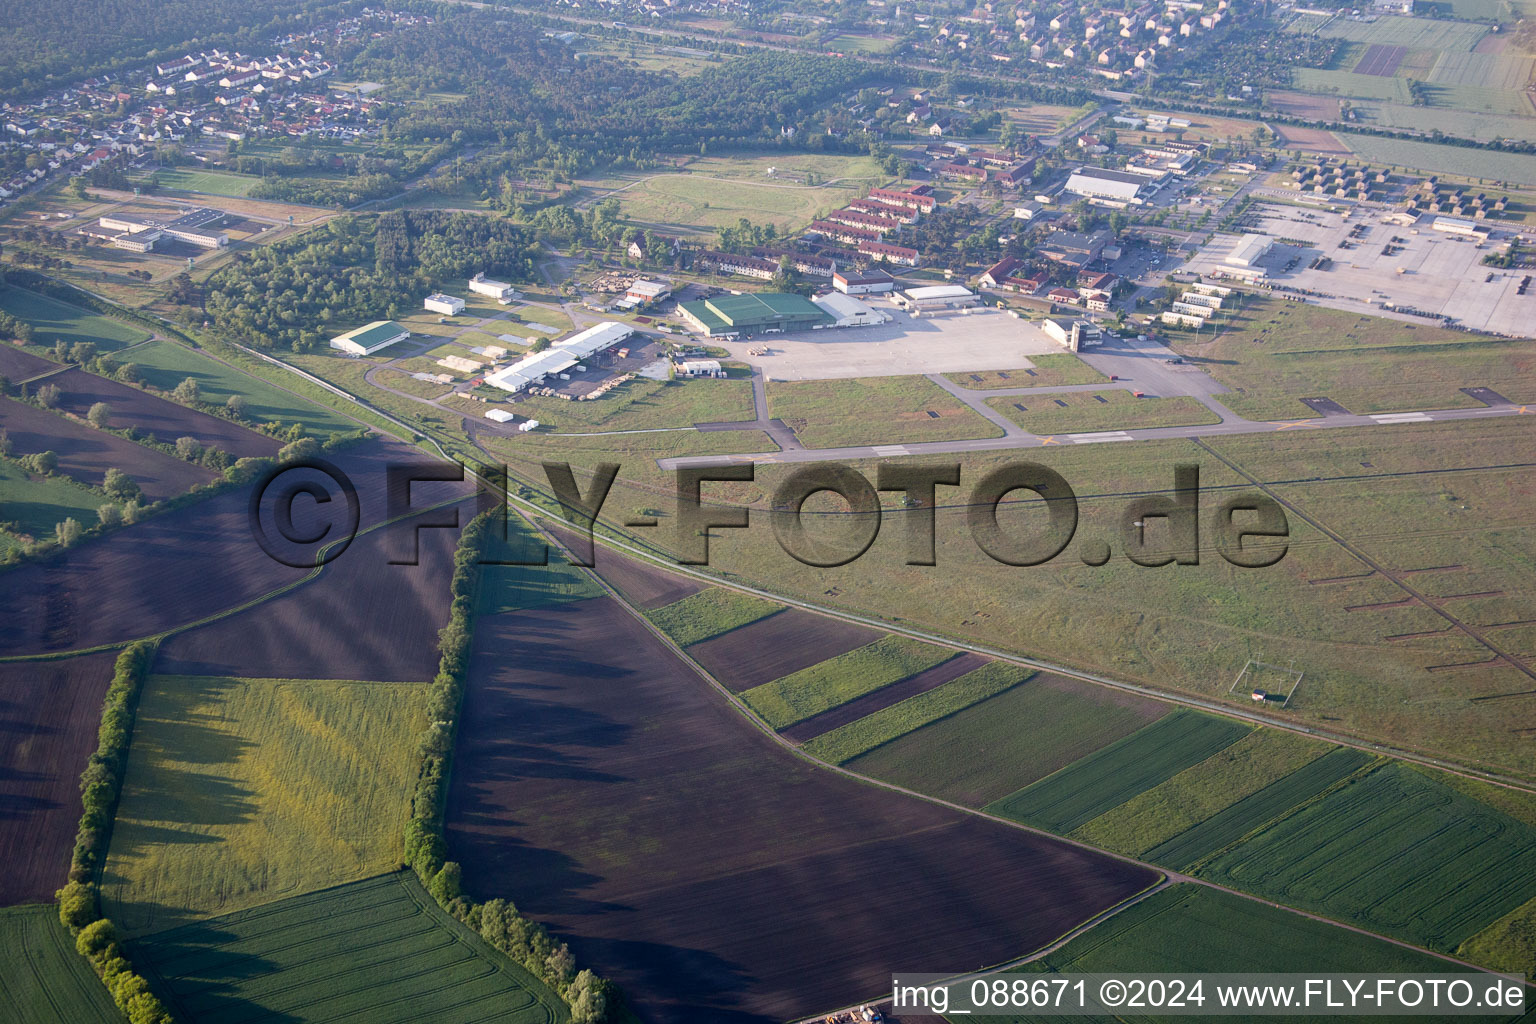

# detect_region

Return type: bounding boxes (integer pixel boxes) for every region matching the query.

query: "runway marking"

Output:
[872,445,911,456]
[1037,436,1061,445]
[1069,431,1133,444]
[1274,420,1320,430]
[1370,412,1433,424]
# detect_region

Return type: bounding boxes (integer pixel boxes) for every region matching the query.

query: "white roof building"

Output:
[469,272,518,301]
[1225,233,1272,267]
[424,293,465,315]
[1065,166,1148,203]
[811,292,882,327]
[484,322,634,393]
[484,408,517,423]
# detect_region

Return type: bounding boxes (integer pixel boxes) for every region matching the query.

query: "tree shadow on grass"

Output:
[130,923,301,1024]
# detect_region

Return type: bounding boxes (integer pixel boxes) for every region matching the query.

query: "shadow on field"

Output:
[132,924,299,1024]
[571,937,763,1024]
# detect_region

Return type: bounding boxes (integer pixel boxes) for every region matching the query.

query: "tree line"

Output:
[402,508,613,1023]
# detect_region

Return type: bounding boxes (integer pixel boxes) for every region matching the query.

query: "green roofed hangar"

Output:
[678,292,832,338]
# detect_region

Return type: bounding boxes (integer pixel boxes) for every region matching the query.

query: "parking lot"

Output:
[1184,202,1536,336]
[713,298,1063,380]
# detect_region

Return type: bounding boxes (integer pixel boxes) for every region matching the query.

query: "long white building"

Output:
[1064,166,1148,203]
[484,322,633,393]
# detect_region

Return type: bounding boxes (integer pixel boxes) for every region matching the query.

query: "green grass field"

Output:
[0,287,149,352]
[944,354,1108,390]
[988,389,1223,434]
[1197,761,1536,953]
[0,906,123,1024]
[741,635,954,729]
[0,458,111,543]
[102,675,423,937]
[1169,294,1536,419]
[801,661,1031,763]
[1069,729,1333,856]
[138,168,262,197]
[844,673,1172,807]
[1343,133,1536,184]
[512,377,754,433]
[478,519,605,615]
[986,711,1251,834]
[1461,893,1536,976]
[1144,747,1374,869]
[610,154,884,235]
[1026,883,1474,987]
[767,375,1004,448]
[647,587,781,646]
[133,872,569,1024]
[120,338,361,436]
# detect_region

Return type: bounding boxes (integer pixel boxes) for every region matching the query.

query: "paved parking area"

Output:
[715,300,1061,380]
[1183,203,1536,336]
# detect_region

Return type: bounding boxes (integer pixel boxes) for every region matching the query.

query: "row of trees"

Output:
[402,509,612,1023]
[55,641,175,1024]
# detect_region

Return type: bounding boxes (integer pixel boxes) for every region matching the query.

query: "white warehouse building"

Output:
[484,321,633,393]
[1225,233,1273,268]
[895,284,979,312]
[811,292,883,327]
[469,272,519,302]
[424,293,466,315]
[1064,166,1148,204]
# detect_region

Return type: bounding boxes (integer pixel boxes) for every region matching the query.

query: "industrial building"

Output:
[484,321,633,393]
[1225,234,1273,268]
[1064,166,1149,204]
[330,320,410,356]
[895,284,979,313]
[811,292,882,327]
[1432,215,1489,240]
[1041,317,1101,351]
[833,269,896,294]
[93,208,228,251]
[469,272,518,302]
[677,292,832,338]
[424,293,466,315]
[624,279,671,305]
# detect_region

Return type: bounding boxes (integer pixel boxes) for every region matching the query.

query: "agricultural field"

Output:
[944,354,1108,390]
[1196,761,1536,953]
[1341,133,1536,184]
[1144,747,1376,868]
[1022,882,1478,985]
[574,536,702,609]
[1166,294,1536,419]
[132,872,569,1024]
[1304,14,1488,52]
[47,367,280,459]
[0,287,150,352]
[0,653,118,907]
[444,590,1157,1022]
[646,586,781,646]
[797,659,1029,760]
[0,906,123,1023]
[766,375,1004,448]
[740,634,955,729]
[101,674,423,937]
[1069,730,1341,857]
[0,343,58,382]
[846,672,1173,807]
[0,456,113,546]
[120,338,382,436]
[508,377,754,433]
[685,607,883,691]
[0,396,220,501]
[0,439,468,658]
[780,652,992,745]
[986,390,1222,434]
[986,711,1252,834]
[155,499,476,681]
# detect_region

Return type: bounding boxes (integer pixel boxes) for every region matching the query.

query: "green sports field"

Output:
[986,711,1251,834]
[138,167,262,197]
[132,872,569,1024]
[102,675,423,937]
[0,287,150,352]
[0,906,122,1024]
